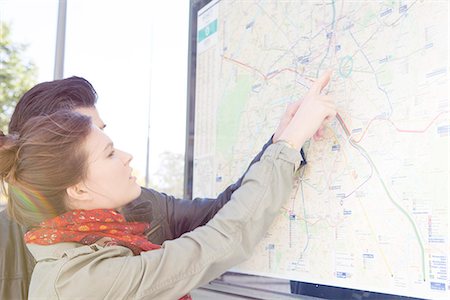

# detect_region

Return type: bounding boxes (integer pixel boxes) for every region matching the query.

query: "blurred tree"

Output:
[0,22,37,133]
[152,151,185,199]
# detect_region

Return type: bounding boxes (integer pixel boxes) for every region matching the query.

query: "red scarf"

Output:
[25,209,192,300]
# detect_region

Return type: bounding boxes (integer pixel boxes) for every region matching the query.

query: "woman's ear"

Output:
[66,182,91,202]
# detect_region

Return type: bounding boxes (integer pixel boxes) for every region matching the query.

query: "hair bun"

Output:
[0,131,20,180]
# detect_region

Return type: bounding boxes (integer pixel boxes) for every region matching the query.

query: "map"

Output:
[192,1,449,299]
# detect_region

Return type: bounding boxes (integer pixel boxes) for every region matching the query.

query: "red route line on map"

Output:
[222,55,316,81]
[222,55,449,143]
[350,110,449,144]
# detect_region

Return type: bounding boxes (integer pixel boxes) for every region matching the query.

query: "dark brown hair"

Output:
[8,76,97,134]
[0,111,92,228]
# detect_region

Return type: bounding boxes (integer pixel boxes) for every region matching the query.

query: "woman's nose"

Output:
[119,150,133,165]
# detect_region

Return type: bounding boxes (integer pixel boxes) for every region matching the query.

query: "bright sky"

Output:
[0,0,189,183]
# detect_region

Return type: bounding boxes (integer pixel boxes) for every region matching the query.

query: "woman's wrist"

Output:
[277,127,307,150]
[274,139,297,150]
[275,135,306,152]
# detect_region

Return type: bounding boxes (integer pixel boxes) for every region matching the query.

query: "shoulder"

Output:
[122,187,172,222]
[122,187,163,215]
[28,243,134,299]
[28,242,134,267]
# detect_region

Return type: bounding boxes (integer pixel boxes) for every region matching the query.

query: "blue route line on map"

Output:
[267,38,303,76]
[316,0,336,78]
[263,4,311,81]
[348,30,393,118]
[342,141,374,200]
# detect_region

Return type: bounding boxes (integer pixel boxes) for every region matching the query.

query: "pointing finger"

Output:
[311,69,332,94]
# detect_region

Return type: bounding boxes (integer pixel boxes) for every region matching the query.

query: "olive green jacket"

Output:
[27,143,302,299]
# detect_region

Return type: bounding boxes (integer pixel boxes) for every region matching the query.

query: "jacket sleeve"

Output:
[122,136,306,243]
[103,143,302,299]
[0,211,35,300]
[167,136,276,238]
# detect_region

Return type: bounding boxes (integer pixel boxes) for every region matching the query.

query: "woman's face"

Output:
[75,126,141,209]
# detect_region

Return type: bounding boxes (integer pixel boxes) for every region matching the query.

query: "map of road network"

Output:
[193,1,449,299]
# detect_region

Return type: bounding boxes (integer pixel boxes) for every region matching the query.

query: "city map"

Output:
[193,1,449,298]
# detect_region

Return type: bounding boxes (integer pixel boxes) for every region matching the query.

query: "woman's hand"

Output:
[277,70,337,150]
[273,72,334,144]
[272,100,302,143]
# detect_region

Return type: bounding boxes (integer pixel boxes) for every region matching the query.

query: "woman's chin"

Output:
[130,184,143,199]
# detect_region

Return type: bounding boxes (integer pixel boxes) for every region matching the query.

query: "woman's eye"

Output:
[107,151,115,158]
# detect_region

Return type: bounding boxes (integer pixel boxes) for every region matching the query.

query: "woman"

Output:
[0,75,290,300]
[0,72,335,299]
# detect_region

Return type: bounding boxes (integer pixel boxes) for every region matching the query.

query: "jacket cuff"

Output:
[262,143,303,171]
[269,134,307,167]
